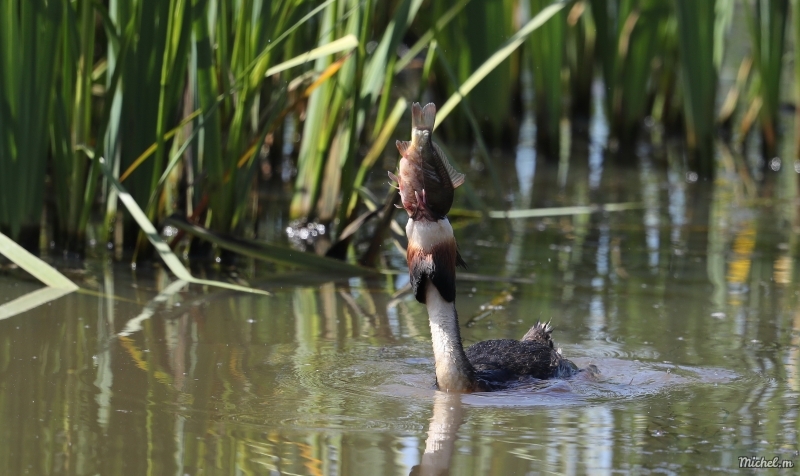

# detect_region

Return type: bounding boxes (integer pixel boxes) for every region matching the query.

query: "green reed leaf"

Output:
[436,1,567,127]
[0,232,78,290]
[265,34,358,77]
[0,230,78,321]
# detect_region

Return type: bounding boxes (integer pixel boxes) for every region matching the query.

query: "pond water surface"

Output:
[2,140,800,474]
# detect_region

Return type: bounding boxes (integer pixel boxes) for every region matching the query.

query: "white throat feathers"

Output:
[424,277,476,392]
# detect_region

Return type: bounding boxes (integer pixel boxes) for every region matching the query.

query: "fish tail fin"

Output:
[411,102,436,130]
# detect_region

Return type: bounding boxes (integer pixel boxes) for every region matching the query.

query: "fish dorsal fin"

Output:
[411,102,436,130]
[396,140,410,156]
[432,142,465,188]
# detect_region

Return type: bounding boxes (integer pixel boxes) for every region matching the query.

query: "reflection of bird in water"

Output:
[409,392,464,476]
[392,103,578,393]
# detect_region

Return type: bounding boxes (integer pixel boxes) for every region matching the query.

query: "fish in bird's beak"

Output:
[389,102,465,222]
[390,102,467,304]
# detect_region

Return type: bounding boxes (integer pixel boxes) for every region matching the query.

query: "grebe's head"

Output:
[405,218,458,304]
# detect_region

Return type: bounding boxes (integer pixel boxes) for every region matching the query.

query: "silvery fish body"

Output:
[389,102,465,221]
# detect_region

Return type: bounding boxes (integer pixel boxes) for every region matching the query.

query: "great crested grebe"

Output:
[390,103,578,392]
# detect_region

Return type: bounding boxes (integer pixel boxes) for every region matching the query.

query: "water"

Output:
[2,149,800,474]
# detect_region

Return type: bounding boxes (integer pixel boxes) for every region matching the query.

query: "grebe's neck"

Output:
[425,283,476,392]
[406,217,477,392]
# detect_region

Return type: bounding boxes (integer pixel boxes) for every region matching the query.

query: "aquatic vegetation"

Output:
[745,0,788,157]
[0,0,61,245]
[0,0,795,269]
[528,0,566,157]
[4,4,800,473]
[675,0,717,176]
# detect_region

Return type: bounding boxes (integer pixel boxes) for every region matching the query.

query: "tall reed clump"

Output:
[106,0,191,249]
[107,0,362,256]
[426,0,517,143]
[5,0,800,264]
[795,0,800,158]
[674,0,717,178]
[746,0,788,158]
[566,1,596,117]
[290,0,424,240]
[50,0,97,253]
[290,0,369,223]
[0,0,62,249]
[2,0,425,264]
[594,0,670,146]
[198,0,297,237]
[528,0,566,158]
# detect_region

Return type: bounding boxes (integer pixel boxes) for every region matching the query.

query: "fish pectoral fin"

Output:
[396,140,410,156]
[432,142,466,188]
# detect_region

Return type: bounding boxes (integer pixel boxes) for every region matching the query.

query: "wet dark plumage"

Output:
[465,322,578,390]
